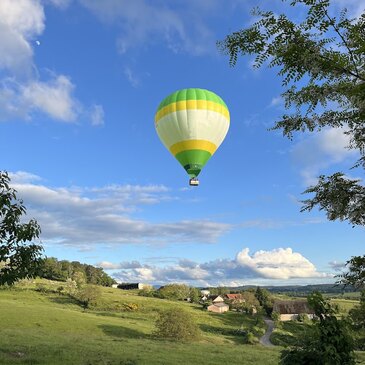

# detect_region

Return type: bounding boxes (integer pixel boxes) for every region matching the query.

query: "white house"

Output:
[207,302,229,313]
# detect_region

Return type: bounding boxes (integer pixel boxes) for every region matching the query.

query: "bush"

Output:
[75,285,101,309]
[115,303,139,312]
[154,308,201,342]
[35,283,55,293]
[243,330,259,345]
[297,313,309,323]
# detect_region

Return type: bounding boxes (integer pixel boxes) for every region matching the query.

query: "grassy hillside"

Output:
[1,280,364,365]
[0,280,279,365]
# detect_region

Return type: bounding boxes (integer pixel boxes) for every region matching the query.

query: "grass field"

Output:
[0,281,278,365]
[0,281,364,365]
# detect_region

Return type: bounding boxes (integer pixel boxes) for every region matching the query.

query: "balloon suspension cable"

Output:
[189,178,199,186]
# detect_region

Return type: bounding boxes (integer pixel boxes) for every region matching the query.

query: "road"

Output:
[260,318,275,347]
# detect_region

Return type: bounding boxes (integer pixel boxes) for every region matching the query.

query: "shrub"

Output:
[35,283,53,293]
[75,285,101,309]
[297,313,309,323]
[243,330,259,345]
[154,308,201,342]
[112,302,140,312]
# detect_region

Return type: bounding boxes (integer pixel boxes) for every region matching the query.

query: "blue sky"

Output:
[1,0,364,287]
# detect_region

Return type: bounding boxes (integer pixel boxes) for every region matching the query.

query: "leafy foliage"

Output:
[154,307,201,342]
[157,283,190,300]
[337,254,365,289]
[255,286,273,315]
[280,292,355,365]
[217,0,365,227]
[348,290,365,349]
[0,171,43,285]
[75,285,102,309]
[39,257,116,286]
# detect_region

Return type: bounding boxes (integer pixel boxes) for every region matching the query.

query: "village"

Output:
[114,282,316,321]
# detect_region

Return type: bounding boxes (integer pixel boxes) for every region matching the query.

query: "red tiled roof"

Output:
[226,294,242,300]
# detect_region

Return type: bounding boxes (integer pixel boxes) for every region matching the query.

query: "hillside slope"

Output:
[0,281,279,365]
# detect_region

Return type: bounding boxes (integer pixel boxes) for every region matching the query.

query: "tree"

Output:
[154,307,201,342]
[0,171,43,285]
[158,284,190,301]
[72,271,86,288]
[75,285,102,309]
[255,287,273,315]
[337,254,365,289]
[189,287,201,303]
[218,0,365,226]
[348,290,365,350]
[280,292,355,365]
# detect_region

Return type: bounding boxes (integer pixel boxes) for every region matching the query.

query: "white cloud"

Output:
[78,0,216,56]
[108,246,329,286]
[8,171,42,184]
[22,75,80,122]
[292,127,358,185]
[236,247,322,280]
[9,171,231,247]
[0,0,44,76]
[0,0,102,124]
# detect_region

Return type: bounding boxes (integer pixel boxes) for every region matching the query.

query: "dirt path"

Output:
[260,318,275,347]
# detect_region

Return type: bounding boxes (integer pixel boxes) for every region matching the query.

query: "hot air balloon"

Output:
[154,88,230,186]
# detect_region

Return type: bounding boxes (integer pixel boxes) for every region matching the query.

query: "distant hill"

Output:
[232,284,356,296]
[200,283,357,296]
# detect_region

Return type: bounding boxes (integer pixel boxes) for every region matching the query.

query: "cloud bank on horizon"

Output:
[98,247,331,287]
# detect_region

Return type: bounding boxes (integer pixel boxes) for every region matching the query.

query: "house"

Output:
[207,302,229,313]
[210,295,225,303]
[111,284,119,288]
[117,283,145,290]
[273,300,315,321]
[225,293,245,303]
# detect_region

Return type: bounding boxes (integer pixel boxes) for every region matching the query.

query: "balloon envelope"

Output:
[155,88,230,179]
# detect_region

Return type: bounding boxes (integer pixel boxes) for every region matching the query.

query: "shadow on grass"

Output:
[99,324,150,340]
[48,295,80,306]
[199,324,243,344]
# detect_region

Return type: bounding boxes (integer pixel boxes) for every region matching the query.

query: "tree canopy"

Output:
[39,257,116,287]
[0,171,43,285]
[218,0,365,227]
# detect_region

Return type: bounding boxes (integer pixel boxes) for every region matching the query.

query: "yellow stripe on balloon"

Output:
[155,100,230,124]
[169,140,217,156]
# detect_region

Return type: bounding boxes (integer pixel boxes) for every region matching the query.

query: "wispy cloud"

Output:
[292,127,358,185]
[90,104,104,126]
[78,0,217,56]
[240,217,324,229]
[9,171,231,248]
[123,67,140,88]
[328,260,347,272]
[102,247,330,286]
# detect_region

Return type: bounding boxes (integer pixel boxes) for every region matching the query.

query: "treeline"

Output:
[39,257,116,287]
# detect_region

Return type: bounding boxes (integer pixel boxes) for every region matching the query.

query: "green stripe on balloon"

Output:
[174,149,212,178]
[157,88,228,112]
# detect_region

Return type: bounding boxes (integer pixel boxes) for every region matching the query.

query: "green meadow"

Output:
[0,280,364,365]
[0,281,278,365]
